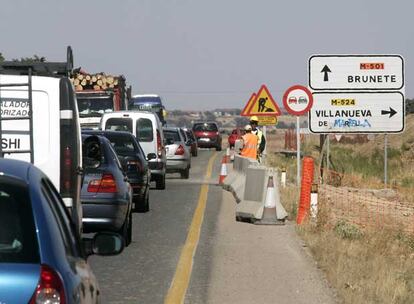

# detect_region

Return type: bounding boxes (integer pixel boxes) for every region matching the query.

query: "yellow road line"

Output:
[164,152,218,304]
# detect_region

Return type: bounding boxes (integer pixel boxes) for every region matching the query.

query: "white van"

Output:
[100,111,167,189]
[0,49,83,233]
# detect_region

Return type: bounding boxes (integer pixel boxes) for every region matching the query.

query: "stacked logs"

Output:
[70,73,120,91]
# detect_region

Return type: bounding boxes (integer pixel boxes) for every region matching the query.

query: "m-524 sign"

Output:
[309,92,404,133]
[308,54,405,134]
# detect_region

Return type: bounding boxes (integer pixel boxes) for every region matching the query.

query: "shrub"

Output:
[334,220,363,240]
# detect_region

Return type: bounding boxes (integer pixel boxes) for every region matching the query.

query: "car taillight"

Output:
[175,145,185,155]
[30,264,66,304]
[127,160,143,173]
[62,147,71,192]
[87,173,117,193]
[157,130,162,157]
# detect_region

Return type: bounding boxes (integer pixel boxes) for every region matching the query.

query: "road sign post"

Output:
[283,85,313,186]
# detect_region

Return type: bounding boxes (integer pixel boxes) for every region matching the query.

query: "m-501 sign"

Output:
[309,55,404,90]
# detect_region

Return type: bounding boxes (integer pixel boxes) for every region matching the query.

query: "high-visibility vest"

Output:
[240,133,258,159]
[252,129,263,145]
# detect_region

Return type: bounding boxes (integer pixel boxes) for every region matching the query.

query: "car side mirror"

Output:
[147,153,157,160]
[82,232,124,257]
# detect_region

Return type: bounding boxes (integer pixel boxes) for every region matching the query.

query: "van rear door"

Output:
[0,75,83,233]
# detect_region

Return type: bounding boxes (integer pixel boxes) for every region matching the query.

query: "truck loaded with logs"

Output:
[70,71,131,129]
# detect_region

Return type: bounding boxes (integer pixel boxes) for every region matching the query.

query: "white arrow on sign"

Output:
[309,55,404,90]
[309,92,405,134]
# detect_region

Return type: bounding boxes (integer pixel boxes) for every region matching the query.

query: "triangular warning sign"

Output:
[241,93,256,116]
[246,85,281,116]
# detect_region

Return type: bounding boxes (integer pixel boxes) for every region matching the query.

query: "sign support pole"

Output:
[262,125,267,163]
[296,116,300,186]
[384,133,388,187]
[326,135,330,173]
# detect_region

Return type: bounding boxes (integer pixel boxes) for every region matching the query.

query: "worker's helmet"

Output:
[250,116,259,123]
[244,124,252,131]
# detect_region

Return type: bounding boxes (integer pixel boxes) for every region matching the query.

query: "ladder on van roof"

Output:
[0,69,34,162]
[0,46,74,163]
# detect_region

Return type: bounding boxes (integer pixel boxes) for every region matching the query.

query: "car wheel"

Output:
[136,189,150,212]
[127,212,132,246]
[120,212,132,247]
[156,174,166,190]
[180,167,190,179]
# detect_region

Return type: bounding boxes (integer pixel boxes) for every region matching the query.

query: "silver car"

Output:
[163,127,191,179]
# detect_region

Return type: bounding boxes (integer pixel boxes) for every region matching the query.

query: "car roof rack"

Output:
[0,46,74,78]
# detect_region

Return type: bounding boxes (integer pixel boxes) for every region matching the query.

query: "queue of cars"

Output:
[0,47,228,303]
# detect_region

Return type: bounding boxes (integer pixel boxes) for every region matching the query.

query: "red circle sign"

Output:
[283,85,313,116]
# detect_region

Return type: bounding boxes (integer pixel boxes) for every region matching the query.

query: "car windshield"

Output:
[104,134,137,156]
[130,96,162,110]
[193,123,218,132]
[164,130,181,142]
[77,97,114,118]
[0,177,39,263]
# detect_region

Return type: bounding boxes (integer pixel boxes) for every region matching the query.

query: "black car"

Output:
[83,130,153,212]
[81,134,133,246]
[182,127,198,157]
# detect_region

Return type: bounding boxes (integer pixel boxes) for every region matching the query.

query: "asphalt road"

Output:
[90,149,337,304]
[90,149,222,304]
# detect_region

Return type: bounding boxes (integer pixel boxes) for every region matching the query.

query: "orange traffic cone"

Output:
[255,173,286,225]
[218,157,228,185]
[225,147,231,163]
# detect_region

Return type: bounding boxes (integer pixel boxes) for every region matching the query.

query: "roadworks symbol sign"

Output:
[245,85,281,116]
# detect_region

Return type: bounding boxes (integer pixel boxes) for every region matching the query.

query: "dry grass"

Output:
[280,184,414,304]
[297,225,414,304]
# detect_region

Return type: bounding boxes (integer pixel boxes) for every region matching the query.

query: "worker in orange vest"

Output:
[240,124,258,160]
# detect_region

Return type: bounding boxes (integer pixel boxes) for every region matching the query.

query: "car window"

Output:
[164,130,181,142]
[136,118,154,142]
[105,118,133,132]
[107,143,124,171]
[179,129,187,141]
[193,123,218,132]
[105,134,137,156]
[0,177,39,264]
[185,131,195,141]
[41,179,81,258]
